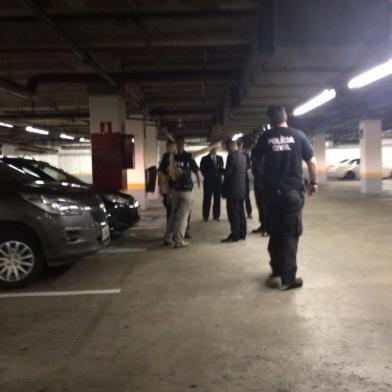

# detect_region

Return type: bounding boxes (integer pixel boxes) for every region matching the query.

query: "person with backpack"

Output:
[163,136,201,248]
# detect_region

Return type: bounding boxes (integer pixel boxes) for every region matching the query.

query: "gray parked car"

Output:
[0,160,110,289]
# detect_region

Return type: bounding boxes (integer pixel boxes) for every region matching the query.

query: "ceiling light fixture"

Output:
[293,89,336,116]
[348,59,392,89]
[0,121,14,128]
[25,126,49,135]
[60,133,74,140]
[232,133,243,141]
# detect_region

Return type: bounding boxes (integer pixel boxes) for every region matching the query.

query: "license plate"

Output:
[101,225,110,242]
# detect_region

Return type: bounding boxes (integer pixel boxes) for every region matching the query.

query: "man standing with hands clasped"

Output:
[253,105,318,290]
[200,144,224,222]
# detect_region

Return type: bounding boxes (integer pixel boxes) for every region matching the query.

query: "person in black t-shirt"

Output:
[253,105,318,290]
[163,136,201,248]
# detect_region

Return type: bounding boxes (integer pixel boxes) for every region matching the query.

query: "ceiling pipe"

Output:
[0,76,35,100]
[18,0,148,116]
[0,9,256,23]
[0,111,89,121]
[27,70,238,89]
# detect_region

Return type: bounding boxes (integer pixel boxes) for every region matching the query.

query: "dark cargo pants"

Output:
[265,188,305,285]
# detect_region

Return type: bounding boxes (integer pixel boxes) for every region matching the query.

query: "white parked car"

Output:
[329,158,392,180]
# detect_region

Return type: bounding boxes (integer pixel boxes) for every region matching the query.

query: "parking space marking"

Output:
[0,289,121,299]
[131,225,162,230]
[99,247,147,253]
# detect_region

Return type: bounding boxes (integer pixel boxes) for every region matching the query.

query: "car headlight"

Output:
[132,200,139,208]
[21,193,88,216]
[103,193,128,205]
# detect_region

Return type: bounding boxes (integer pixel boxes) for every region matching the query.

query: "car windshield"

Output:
[29,161,84,184]
[0,161,37,184]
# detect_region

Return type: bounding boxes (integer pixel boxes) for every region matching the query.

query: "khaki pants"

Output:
[165,190,193,243]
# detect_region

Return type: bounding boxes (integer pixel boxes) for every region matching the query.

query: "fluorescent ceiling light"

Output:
[60,133,74,140]
[25,126,49,135]
[293,89,336,117]
[232,132,243,141]
[79,137,90,143]
[0,121,14,128]
[348,59,392,89]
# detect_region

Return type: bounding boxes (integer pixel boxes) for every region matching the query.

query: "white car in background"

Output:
[329,158,392,180]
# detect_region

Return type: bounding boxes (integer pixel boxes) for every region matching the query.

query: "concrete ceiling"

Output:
[1,0,392,147]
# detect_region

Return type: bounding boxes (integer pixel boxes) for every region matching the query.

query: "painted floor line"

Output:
[100,247,147,253]
[0,289,122,299]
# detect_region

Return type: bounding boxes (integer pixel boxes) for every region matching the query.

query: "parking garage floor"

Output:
[1,182,392,392]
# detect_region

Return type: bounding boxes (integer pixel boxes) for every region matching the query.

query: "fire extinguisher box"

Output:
[91,133,127,192]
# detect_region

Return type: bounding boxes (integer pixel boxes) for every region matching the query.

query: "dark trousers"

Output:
[226,198,247,240]
[265,188,304,285]
[254,184,268,233]
[203,181,221,220]
[245,177,252,217]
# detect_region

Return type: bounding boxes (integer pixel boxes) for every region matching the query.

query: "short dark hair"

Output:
[175,135,185,143]
[267,105,287,127]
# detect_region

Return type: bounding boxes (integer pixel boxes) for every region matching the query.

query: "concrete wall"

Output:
[6,140,392,186]
[29,148,93,183]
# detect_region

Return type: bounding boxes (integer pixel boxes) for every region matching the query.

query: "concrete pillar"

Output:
[359,119,383,194]
[1,143,18,155]
[313,133,327,184]
[125,116,147,209]
[89,95,127,192]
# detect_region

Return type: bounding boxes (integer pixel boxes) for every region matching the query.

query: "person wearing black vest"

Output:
[163,136,201,248]
[200,146,224,221]
[253,105,318,290]
[221,139,247,243]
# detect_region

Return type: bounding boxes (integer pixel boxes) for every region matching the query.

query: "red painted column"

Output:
[89,95,128,192]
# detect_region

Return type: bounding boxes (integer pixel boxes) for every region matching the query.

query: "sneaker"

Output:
[163,239,175,246]
[280,278,303,291]
[266,274,281,288]
[174,241,190,248]
[252,227,262,234]
[261,232,269,238]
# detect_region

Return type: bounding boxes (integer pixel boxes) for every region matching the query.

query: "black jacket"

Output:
[200,154,224,188]
[222,150,247,200]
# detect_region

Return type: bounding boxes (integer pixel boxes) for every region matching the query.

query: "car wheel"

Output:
[0,230,44,289]
[344,171,356,180]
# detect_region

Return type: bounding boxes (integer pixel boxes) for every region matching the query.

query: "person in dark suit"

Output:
[238,140,253,219]
[221,139,247,243]
[200,146,224,221]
